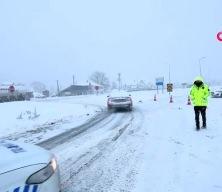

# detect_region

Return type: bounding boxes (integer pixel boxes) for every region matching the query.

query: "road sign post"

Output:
[156,77,164,94]
[167,83,173,93]
[95,86,99,95]
[8,85,15,93]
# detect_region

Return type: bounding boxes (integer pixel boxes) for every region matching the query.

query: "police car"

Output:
[0,140,60,192]
[211,90,222,98]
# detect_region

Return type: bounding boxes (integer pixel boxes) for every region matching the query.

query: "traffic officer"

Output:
[190,76,210,130]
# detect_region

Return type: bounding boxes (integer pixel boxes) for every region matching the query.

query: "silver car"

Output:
[107,96,133,111]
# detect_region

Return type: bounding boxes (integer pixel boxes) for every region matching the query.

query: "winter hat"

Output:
[194,76,204,83]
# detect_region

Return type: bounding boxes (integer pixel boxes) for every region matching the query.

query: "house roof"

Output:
[60,85,91,93]
[75,81,103,87]
[0,83,31,92]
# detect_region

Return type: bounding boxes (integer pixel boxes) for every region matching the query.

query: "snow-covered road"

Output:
[1,89,222,192]
[53,89,222,192]
[52,108,145,192]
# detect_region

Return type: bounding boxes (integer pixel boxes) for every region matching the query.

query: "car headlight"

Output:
[26,158,58,184]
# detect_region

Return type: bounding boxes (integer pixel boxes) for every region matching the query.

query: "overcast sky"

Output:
[0,0,222,88]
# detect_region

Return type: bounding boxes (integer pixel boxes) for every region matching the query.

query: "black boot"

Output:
[196,121,200,130]
[202,123,207,129]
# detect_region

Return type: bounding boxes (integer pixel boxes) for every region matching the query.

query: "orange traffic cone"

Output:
[169,95,173,103]
[154,94,157,101]
[187,96,191,105]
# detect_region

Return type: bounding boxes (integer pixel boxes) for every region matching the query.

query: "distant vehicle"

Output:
[211,90,222,98]
[107,96,133,111]
[0,140,60,192]
[33,92,47,99]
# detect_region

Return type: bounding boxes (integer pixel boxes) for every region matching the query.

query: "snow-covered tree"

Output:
[30,81,46,93]
[90,71,110,89]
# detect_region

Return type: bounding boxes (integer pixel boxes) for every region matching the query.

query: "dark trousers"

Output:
[194,106,207,128]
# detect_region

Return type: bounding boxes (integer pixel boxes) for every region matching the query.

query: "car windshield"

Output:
[0,1,221,192]
[111,97,130,102]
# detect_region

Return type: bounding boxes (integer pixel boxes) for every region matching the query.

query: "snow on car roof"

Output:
[108,90,131,97]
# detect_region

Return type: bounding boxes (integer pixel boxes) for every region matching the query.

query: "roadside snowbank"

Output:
[0,100,100,139]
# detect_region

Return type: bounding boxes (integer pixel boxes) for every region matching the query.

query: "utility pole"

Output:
[168,64,171,83]
[199,57,206,76]
[72,75,75,85]
[117,73,121,91]
[56,80,60,96]
[168,64,171,95]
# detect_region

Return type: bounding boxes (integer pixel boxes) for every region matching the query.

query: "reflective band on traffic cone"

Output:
[169,95,173,103]
[187,96,191,105]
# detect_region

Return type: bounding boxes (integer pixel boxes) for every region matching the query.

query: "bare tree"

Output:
[90,71,110,89]
[111,81,118,90]
[30,81,46,93]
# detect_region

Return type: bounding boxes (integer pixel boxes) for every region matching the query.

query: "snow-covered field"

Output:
[1,88,222,192]
[0,98,103,143]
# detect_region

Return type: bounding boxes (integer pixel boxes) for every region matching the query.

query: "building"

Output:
[59,82,103,96]
[59,85,92,96]
[42,90,50,97]
[0,83,33,102]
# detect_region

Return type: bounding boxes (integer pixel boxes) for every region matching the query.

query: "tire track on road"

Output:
[57,110,145,192]
[37,111,112,149]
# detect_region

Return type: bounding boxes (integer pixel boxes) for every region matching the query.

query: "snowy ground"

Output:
[1,88,222,192]
[132,89,222,192]
[0,98,102,143]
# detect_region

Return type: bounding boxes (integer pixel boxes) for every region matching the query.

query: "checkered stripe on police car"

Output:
[13,185,38,192]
